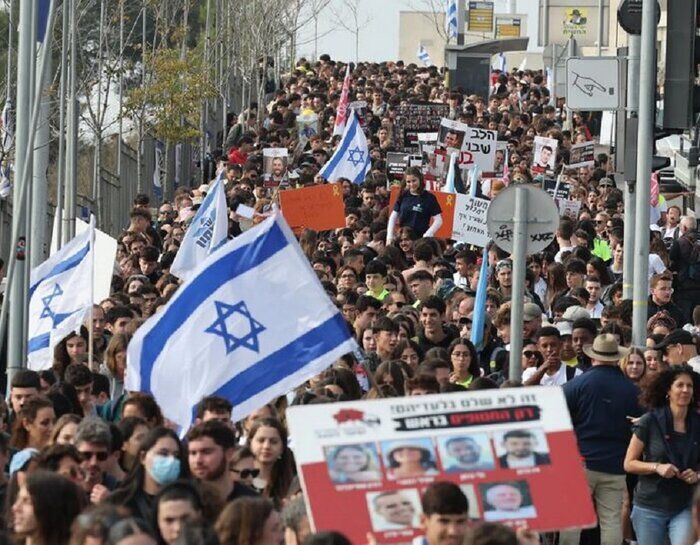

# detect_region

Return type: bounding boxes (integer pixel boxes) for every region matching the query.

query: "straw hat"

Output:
[582,334,629,362]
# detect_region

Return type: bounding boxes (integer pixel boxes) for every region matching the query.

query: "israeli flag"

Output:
[126,213,357,430]
[417,44,432,67]
[445,0,458,39]
[27,217,94,371]
[319,111,370,184]
[170,176,228,281]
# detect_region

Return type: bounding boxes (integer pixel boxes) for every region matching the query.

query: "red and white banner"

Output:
[333,65,352,137]
[287,388,596,544]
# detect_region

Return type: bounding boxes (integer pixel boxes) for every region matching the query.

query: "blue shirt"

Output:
[563,365,643,474]
[394,191,441,238]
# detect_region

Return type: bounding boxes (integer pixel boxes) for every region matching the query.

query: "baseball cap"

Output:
[10,448,38,476]
[523,303,542,322]
[557,321,573,337]
[598,177,615,188]
[562,306,591,322]
[655,329,696,351]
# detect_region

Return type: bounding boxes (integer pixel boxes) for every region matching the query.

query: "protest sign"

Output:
[386,152,410,185]
[482,141,507,178]
[349,100,368,127]
[297,111,319,139]
[279,183,345,231]
[568,141,595,168]
[438,118,469,151]
[557,198,582,219]
[438,120,497,172]
[452,194,490,247]
[532,136,558,174]
[263,148,289,188]
[393,103,450,150]
[388,186,455,239]
[287,387,596,544]
[543,178,570,200]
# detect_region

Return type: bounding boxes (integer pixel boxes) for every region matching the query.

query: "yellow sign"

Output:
[468,1,494,33]
[495,16,521,38]
[563,8,588,37]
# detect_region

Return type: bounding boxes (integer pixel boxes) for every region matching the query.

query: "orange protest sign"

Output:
[388,186,455,239]
[280,183,346,231]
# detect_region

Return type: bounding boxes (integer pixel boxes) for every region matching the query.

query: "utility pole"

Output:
[137,1,146,194]
[93,0,105,227]
[8,0,36,382]
[55,0,69,250]
[457,0,466,46]
[623,34,640,300]
[117,0,124,188]
[63,0,77,244]
[597,0,604,56]
[631,0,656,346]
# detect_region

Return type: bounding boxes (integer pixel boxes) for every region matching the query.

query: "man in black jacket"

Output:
[647,271,686,327]
[670,216,700,323]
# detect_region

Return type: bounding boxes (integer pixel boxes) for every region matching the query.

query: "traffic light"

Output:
[662,0,700,130]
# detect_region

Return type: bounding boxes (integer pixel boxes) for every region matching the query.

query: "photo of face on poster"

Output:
[263,148,289,187]
[493,428,551,469]
[479,480,538,522]
[381,438,439,480]
[438,119,468,151]
[493,142,507,176]
[366,489,422,532]
[532,136,558,174]
[324,443,383,485]
[437,434,496,473]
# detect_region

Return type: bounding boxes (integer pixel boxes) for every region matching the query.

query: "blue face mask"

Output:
[148,455,181,485]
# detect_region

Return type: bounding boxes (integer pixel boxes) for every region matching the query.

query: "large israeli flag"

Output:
[445,0,458,39]
[319,111,370,184]
[170,175,228,281]
[27,218,94,371]
[126,213,357,430]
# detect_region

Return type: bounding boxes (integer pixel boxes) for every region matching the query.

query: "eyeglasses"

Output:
[232,468,260,479]
[78,450,109,462]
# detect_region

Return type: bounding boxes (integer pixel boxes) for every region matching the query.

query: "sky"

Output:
[295,0,540,63]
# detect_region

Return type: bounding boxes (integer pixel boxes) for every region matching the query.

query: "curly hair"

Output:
[639,365,700,409]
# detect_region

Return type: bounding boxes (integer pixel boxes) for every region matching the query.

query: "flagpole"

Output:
[3,0,58,393]
[63,0,77,243]
[88,217,95,370]
[55,0,68,250]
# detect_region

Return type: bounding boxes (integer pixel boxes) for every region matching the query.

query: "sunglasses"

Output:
[232,468,260,479]
[458,317,472,326]
[523,351,540,359]
[78,450,109,462]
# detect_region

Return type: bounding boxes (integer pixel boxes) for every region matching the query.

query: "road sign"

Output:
[565,57,620,110]
[486,185,559,255]
[617,0,661,35]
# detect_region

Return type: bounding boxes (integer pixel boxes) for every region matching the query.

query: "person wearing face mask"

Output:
[107,427,186,525]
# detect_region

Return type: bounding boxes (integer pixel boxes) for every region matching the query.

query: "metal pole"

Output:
[542,0,549,46]
[201,0,211,170]
[597,0,604,56]
[56,0,69,250]
[93,0,105,227]
[3,0,58,391]
[137,2,146,194]
[631,0,656,346]
[623,35,640,300]
[117,0,124,183]
[63,0,77,243]
[5,0,13,101]
[457,0,466,46]
[509,186,528,382]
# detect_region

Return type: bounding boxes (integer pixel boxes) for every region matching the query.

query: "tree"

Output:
[331,0,372,63]
[402,0,450,47]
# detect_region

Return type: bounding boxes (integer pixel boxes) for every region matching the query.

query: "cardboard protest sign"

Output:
[393,103,450,150]
[263,148,289,188]
[532,136,558,174]
[460,126,498,171]
[287,387,596,544]
[279,183,345,231]
[452,194,490,247]
[568,141,595,168]
[388,186,455,239]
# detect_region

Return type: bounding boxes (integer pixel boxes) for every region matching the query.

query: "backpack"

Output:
[685,237,700,281]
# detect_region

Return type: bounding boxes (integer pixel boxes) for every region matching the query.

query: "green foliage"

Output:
[123,47,216,143]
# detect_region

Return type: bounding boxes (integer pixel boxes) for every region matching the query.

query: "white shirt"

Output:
[648,254,667,279]
[688,355,700,374]
[534,277,547,304]
[554,245,575,263]
[587,301,604,319]
[522,363,581,386]
[453,272,469,289]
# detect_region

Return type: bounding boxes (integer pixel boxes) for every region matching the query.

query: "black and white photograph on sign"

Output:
[324,443,383,484]
[386,152,410,185]
[437,434,496,473]
[532,136,558,174]
[366,489,422,532]
[381,438,439,480]
[568,141,595,168]
[438,118,468,150]
[263,148,289,186]
[479,480,538,522]
[493,428,551,469]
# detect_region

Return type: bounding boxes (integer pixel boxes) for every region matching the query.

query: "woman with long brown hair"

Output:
[246,418,295,506]
[386,167,442,244]
[215,496,283,545]
[11,396,55,451]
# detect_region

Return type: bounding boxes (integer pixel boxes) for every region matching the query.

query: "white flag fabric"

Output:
[417,45,432,67]
[126,212,357,430]
[319,111,370,184]
[170,175,229,281]
[1,99,13,151]
[27,217,94,371]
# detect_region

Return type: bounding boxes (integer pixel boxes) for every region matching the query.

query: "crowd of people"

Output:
[5,53,700,545]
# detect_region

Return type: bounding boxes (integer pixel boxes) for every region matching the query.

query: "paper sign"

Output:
[394,104,450,150]
[235,204,255,220]
[568,141,595,169]
[532,136,558,174]
[386,153,410,185]
[543,178,570,200]
[452,194,490,247]
[388,186,455,240]
[287,388,596,543]
[279,183,345,231]
[263,148,289,188]
[556,198,582,219]
[438,119,497,172]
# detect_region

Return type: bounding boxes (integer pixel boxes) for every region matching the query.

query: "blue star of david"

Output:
[205,300,266,354]
[40,284,63,326]
[346,146,365,167]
